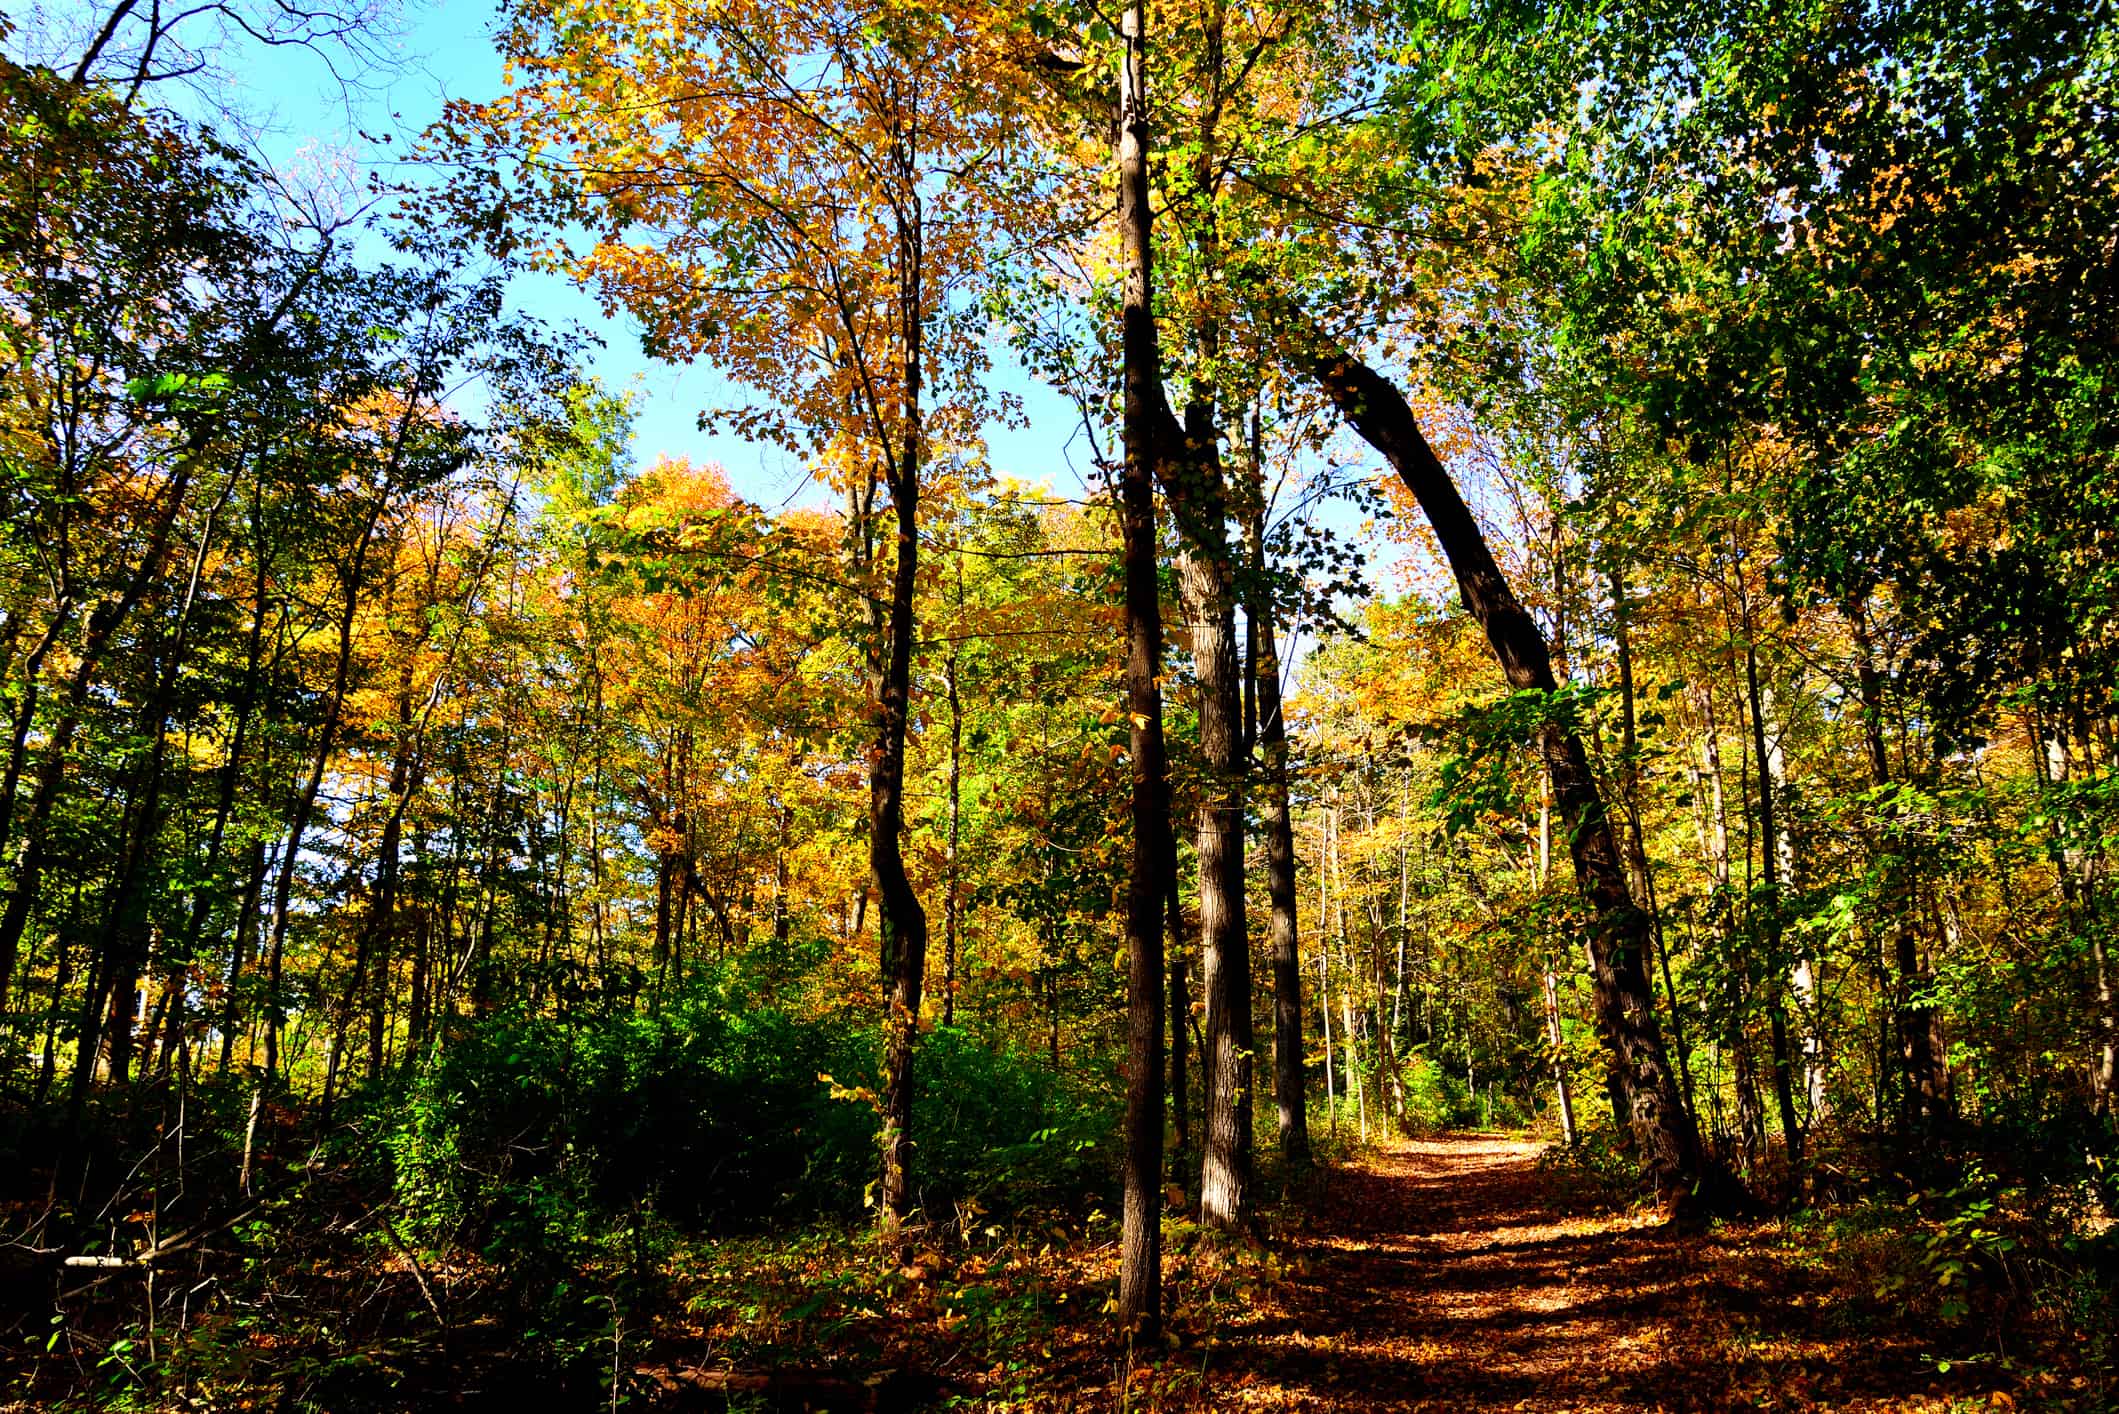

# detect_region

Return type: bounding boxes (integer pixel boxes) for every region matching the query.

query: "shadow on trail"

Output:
[1212,1134,1968,1412]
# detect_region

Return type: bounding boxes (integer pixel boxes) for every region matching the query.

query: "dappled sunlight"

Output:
[1203,1135,2021,1413]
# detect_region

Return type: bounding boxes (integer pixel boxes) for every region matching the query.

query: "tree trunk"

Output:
[873,401,929,1245]
[1847,598,1950,1133]
[1116,0,1170,1332]
[1252,541,1311,1169]
[1318,806,1336,1132]
[1293,330,1721,1210]
[943,646,961,1028]
[0,452,197,1017]
[1536,768,1577,1145]
[261,491,390,1078]
[1611,566,1697,1123]
[1741,633,1804,1177]
[1183,539,1253,1230]
[1166,867,1190,1172]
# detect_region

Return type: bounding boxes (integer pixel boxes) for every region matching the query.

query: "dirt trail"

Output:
[1207,1133,1983,1412]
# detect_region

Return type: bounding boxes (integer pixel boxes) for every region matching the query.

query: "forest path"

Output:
[1206,1132,1971,1412]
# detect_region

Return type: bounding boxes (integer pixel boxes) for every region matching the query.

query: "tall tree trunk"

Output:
[1166,866,1190,1172]
[1177,508,1252,1231]
[873,387,929,1244]
[0,602,74,870]
[1536,768,1578,1145]
[1153,0,1253,1228]
[1293,331,1722,1210]
[1330,808,1366,1141]
[1318,806,1336,1132]
[1847,597,1949,1132]
[1251,529,1311,1170]
[1741,632,1804,1177]
[70,489,222,1116]
[1116,0,1170,1331]
[261,493,390,1078]
[942,645,961,1028]
[1611,566,1696,1123]
[0,453,197,1016]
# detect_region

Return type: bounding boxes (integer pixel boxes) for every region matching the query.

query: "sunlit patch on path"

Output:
[1205,1133,2007,1412]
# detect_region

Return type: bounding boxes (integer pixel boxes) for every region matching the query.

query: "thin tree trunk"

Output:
[942,646,961,1028]
[1250,518,1311,1169]
[1330,806,1365,1142]
[0,453,198,1016]
[1318,807,1336,1133]
[261,492,390,1078]
[1116,0,1170,1329]
[1536,767,1577,1144]
[1611,566,1696,1124]
[873,368,930,1246]
[1847,597,1949,1132]
[1166,867,1190,1172]
[1741,631,1804,1177]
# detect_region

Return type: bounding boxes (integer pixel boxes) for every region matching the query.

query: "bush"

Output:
[1396,1053,1474,1133]
[375,991,1116,1255]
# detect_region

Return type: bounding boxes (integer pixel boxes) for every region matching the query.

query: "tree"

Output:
[434,0,1036,1237]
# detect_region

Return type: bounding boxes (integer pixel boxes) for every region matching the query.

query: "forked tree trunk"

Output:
[1292,329,1724,1210]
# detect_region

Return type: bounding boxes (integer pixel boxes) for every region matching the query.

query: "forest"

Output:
[0,0,2114,1407]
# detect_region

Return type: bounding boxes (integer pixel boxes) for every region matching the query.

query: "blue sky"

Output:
[191,0,1104,509]
[8,0,1400,616]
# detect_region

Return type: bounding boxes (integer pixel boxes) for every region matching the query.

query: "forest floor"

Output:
[1187,1132,2029,1413]
[638,1132,2083,1411]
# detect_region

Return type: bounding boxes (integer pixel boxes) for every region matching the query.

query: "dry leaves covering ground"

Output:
[1182,1134,2028,1413]
[643,1134,2080,1412]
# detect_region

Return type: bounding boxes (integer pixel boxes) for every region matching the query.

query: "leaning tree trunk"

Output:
[1292,328,1723,1211]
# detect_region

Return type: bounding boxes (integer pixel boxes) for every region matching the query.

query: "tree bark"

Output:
[942,643,961,1028]
[0,452,198,1018]
[1251,535,1311,1169]
[1166,866,1190,1171]
[1740,631,1805,1177]
[1846,596,1950,1133]
[1116,0,1170,1333]
[872,360,929,1245]
[260,489,390,1078]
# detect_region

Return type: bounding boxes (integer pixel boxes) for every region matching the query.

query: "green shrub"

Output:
[1396,1053,1473,1133]
[374,990,1116,1254]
